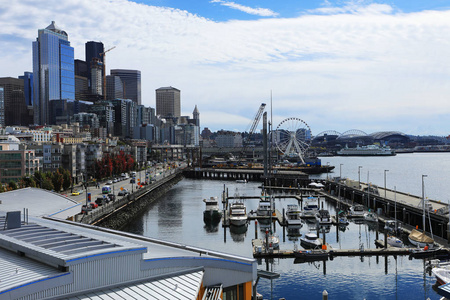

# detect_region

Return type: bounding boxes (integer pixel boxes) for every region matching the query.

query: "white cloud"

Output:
[1,0,450,135]
[210,0,279,17]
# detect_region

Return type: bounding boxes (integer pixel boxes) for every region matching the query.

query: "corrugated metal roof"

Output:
[67,270,204,300]
[0,247,65,293]
[0,221,146,267]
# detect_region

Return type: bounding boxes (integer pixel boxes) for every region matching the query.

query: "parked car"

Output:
[89,202,98,209]
[118,189,129,196]
[107,180,113,185]
[107,193,116,202]
[95,197,106,206]
[81,205,92,213]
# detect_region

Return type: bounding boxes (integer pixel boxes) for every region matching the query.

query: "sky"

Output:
[1,0,450,136]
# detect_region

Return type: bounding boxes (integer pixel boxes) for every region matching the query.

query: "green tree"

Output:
[8,181,18,190]
[61,168,72,190]
[42,177,54,191]
[51,169,63,192]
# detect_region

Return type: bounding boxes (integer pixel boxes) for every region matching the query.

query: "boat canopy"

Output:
[410,229,434,244]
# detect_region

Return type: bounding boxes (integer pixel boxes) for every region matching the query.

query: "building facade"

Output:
[110,69,141,105]
[106,75,123,100]
[155,86,180,118]
[33,21,75,125]
[85,41,104,89]
[0,77,29,127]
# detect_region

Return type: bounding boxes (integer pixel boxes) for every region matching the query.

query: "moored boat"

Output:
[387,235,404,248]
[300,232,323,249]
[285,204,303,228]
[364,211,378,222]
[229,201,248,226]
[302,203,319,219]
[203,197,222,224]
[315,209,332,225]
[256,201,272,217]
[432,267,450,285]
[336,144,396,156]
[293,249,328,261]
[408,229,434,249]
[348,204,365,218]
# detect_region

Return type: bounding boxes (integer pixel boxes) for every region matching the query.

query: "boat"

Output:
[336,144,396,156]
[203,197,222,224]
[236,179,247,183]
[285,204,303,228]
[256,201,272,217]
[432,267,450,285]
[408,176,435,248]
[293,249,328,261]
[363,211,378,222]
[332,213,349,226]
[263,232,280,250]
[229,201,248,226]
[387,235,404,248]
[300,232,323,249]
[408,229,434,249]
[302,203,319,218]
[315,209,332,225]
[348,204,365,218]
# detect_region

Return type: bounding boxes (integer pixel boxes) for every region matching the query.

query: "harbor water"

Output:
[123,153,450,299]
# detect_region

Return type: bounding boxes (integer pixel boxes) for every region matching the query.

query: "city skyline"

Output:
[1,1,450,135]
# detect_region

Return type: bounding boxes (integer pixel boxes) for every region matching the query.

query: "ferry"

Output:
[336,144,396,156]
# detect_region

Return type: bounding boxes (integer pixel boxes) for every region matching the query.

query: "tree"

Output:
[61,168,72,191]
[51,169,63,192]
[8,181,18,190]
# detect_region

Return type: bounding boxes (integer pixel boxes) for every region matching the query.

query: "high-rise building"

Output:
[19,72,33,106]
[110,69,141,105]
[74,60,88,78]
[155,86,180,118]
[85,41,104,87]
[0,77,29,126]
[106,75,123,100]
[33,21,75,125]
[90,58,103,96]
[193,105,199,127]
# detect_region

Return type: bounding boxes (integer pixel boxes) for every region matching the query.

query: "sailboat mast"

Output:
[422,175,427,231]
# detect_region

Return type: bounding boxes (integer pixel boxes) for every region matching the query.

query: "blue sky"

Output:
[1,0,450,136]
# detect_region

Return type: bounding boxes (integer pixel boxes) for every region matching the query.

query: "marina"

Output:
[122,153,450,299]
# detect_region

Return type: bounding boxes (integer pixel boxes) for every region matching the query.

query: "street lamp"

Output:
[384,170,389,199]
[422,175,427,230]
[358,166,362,189]
[326,162,330,181]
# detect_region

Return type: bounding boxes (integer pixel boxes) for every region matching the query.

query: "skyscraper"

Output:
[106,75,123,100]
[155,86,180,118]
[85,41,104,88]
[33,21,75,125]
[19,72,33,106]
[110,69,141,105]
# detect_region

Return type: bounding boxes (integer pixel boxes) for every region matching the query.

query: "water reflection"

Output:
[230,224,248,242]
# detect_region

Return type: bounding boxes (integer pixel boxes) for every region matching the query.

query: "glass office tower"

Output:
[110,69,141,105]
[33,21,75,125]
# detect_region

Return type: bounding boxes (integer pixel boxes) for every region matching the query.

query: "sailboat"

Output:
[408,175,434,248]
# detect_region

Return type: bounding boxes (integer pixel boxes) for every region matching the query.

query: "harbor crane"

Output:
[100,46,116,100]
[238,103,266,165]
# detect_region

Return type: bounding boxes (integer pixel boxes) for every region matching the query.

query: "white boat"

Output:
[203,197,222,224]
[387,235,404,248]
[300,232,323,249]
[285,204,303,228]
[336,144,396,156]
[364,211,378,222]
[263,232,280,250]
[348,205,365,218]
[302,203,319,218]
[256,201,272,217]
[408,229,434,249]
[229,201,248,226]
[432,266,450,285]
[315,209,332,225]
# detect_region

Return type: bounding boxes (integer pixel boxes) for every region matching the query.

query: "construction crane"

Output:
[238,103,266,165]
[99,46,116,100]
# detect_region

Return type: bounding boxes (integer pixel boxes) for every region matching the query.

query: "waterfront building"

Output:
[156,86,181,118]
[33,21,75,125]
[0,188,257,299]
[216,130,243,148]
[106,75,123,100]
[110,69,141,105]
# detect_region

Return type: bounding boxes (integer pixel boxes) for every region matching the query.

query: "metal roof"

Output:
[67,269,203,300]
[0,218,145,267]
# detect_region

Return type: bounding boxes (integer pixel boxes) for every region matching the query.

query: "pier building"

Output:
[0,187,258,299]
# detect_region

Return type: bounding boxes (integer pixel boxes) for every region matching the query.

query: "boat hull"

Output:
[203,210,222,224]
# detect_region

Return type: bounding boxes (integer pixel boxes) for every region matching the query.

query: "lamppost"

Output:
[422,174,427,230]
[384,170,389,199]
[358,166,362,189]
[326,162,330,181]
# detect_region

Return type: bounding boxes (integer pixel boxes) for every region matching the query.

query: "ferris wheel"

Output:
[274,117,312,164]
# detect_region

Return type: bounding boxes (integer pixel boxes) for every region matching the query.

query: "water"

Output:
[123,153,450,299]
